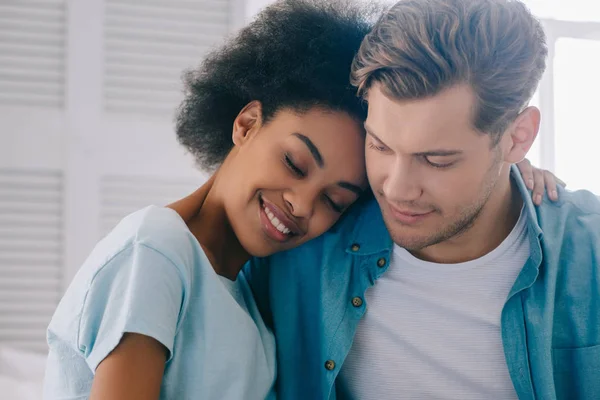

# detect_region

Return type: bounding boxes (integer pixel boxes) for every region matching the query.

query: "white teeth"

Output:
[263,203,292,235]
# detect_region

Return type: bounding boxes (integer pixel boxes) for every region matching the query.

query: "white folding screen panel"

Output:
[62,0,228,284]
[0,170,63,352]
[244,0,275,19]
[104,0,231,114]
[0,0,66,107]
[0,1,67,353]
[99,175,198,238]
[0,0,232,353]
[0,0,66,172]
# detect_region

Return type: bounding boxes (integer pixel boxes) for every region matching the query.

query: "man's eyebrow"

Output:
[363,124,388,147]
[293,133,323,168]
[364,123,462,157]
[414,150,463,157]
[337,181,363,195]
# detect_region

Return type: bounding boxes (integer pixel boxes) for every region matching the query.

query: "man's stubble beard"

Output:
[384,150,504,251]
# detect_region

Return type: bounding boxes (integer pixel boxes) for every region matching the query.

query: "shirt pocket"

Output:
[552,344,600,399]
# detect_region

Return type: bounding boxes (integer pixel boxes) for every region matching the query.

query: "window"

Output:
[553,37,600,194]
[527,91,542,168]
[524,1,600,194]
[525,1,600,22]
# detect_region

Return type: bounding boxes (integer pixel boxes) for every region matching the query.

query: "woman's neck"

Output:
[168,173,250,280]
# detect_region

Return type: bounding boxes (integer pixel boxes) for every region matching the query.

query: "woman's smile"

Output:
[259,194,302,243]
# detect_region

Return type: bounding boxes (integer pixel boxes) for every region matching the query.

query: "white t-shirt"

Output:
[338,207,529,400]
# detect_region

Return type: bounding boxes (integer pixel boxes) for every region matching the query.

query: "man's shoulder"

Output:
[539,187,600,236]
[262,195,383,262]
[537,188,600,273]
[555,187,600,214]
[535,190,600,349]
[244,195,386,282]
[243,196,385,327]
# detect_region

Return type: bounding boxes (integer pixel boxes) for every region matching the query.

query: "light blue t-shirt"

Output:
[44,206,276,399]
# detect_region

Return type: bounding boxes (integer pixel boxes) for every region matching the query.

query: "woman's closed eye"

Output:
[284,153,305,177]
[323,195,343,213]
[283,152,352,213]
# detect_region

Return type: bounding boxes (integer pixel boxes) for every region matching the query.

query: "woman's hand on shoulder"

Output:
[515,158,566,205]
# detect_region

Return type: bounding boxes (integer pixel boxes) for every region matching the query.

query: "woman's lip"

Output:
[259,204,292,242]
[260,196,303,236]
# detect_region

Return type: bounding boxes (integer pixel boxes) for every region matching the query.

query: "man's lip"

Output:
[391,208,432,217]
[387,203,435,223]
[387,202,433,216]
[260,196,303,236]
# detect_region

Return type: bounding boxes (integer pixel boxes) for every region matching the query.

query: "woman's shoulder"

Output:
[54,206,204,323]
[108,205,195,250]
[48,206,203,370]
[88,206,203,276]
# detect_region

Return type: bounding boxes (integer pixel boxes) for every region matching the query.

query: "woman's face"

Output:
[220,103,367,257]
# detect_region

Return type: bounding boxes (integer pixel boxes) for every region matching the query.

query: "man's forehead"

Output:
[365,85,481,143]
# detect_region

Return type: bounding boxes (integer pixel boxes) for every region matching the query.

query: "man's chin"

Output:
[385,224,437,251]
[391,237,432,251]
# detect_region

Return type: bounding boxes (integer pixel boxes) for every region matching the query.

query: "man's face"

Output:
[364,84,509,251]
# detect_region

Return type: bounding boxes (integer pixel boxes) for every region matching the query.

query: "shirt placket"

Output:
[324,249,392,399]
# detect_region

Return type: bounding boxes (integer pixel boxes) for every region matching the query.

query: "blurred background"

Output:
[0,0,598,396]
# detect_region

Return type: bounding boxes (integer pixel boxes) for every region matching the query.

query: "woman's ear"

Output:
[232,101,262,146]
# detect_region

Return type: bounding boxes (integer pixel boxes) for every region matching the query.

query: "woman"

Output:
[43,0,560,399]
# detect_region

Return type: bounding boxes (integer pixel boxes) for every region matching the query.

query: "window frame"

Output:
[535,19,600,171]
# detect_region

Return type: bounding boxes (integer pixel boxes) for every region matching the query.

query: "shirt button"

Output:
[377,257,387,268]
[352,297,363,307]
[325,360,336,371]
[351,244,360,252]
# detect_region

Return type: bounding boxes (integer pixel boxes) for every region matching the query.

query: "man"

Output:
[245,0,600,399]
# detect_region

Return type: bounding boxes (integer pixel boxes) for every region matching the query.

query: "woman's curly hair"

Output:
[176,0,381,171]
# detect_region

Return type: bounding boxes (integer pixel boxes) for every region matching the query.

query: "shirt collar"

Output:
[510,164,543,239]
[346,193,393,256]
[508,164,545,296]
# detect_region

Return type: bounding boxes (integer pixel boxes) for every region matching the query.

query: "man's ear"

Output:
[232,101,262,146]
[503,106,540,164]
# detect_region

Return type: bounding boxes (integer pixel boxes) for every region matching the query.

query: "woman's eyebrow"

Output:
[293,133,324,168]
[337,181,363,195]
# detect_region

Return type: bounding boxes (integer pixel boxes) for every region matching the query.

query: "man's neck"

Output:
[410,171,524,264]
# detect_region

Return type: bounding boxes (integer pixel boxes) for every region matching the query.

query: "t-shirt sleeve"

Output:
[77,242,187,372]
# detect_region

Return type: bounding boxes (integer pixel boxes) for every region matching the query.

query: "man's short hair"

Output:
[351,0,548,143]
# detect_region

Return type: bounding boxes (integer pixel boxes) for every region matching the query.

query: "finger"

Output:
[532,167,545,205]
[516,159,534,190]
[543,170,559,201]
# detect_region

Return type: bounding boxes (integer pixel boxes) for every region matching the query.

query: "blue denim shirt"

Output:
[245,166,600,400]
